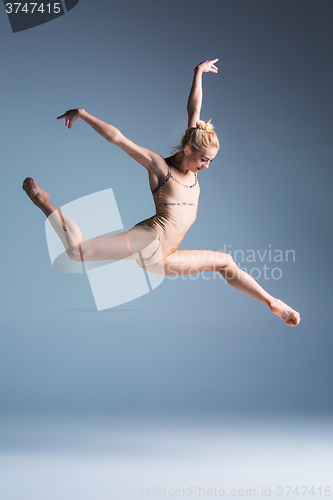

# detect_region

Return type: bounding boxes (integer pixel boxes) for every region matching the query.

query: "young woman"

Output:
[23,59,300,326]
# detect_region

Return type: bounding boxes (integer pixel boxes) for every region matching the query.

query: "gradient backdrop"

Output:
[0,0,332,498]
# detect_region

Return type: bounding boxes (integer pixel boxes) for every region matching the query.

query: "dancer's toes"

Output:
[269,298,301,327]
[286,311,301,326]
[22,177,50,204]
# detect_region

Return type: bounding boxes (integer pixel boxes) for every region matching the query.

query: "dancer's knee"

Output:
[66,244,83,262]
[218,253,242,281]
[218,252,235,270]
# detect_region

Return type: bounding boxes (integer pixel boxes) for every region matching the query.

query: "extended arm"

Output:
[187,59,218,128]
[57,109,165,174]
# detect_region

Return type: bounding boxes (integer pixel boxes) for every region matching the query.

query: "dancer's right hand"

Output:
[57,109,81,129]
[196,59,219,74]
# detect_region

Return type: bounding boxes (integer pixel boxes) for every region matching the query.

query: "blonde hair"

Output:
[168,120,219,167]
[181,120,219,152]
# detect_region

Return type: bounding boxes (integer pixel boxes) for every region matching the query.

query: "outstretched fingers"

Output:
[56,109,79,129]
[56,113,70,128]
[209,58,219,72]
[198,59,219,74]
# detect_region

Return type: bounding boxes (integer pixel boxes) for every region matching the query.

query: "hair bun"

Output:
[196,120,214,133]
[175,119,219,155]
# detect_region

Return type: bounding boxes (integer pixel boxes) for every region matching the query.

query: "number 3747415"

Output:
[5,3,62,14]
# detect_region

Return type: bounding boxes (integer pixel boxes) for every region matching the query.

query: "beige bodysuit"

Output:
[135,159,200,267]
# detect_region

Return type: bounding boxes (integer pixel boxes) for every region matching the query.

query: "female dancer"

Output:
[23,59,300,326]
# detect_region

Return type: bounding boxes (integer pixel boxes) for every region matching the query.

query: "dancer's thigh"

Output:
[80,226,159,262]
[147,250,231,276]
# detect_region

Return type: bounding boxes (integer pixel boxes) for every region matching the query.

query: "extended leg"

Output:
[23,177,83,253]
[160,249,300,326]
[22,178,159,262]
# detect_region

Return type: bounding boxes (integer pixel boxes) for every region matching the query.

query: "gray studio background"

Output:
[1,0,332,417]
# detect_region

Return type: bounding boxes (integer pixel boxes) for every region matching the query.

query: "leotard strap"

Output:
[152,165,172,195]
[152,164,197,194]
[169,167,197,189]
[156,202,198,206]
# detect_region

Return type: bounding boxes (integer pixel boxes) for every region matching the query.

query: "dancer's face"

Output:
[184,147,218,174]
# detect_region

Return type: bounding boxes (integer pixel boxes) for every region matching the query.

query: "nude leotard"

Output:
[135,159,200,267]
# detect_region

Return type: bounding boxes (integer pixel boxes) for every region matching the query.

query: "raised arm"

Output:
[57,109,165,174]
[187,59,219,128]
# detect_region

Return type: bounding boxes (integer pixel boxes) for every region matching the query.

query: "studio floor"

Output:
[0,412,332,499]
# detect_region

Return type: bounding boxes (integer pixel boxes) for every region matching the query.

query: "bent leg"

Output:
[162,249,272,304]
[160,249,300,326]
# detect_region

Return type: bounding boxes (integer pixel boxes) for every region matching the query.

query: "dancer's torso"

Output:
[135,159,200,264]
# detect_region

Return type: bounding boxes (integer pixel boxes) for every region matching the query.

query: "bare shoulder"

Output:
[115,134,167,174]
[113,133,170,191]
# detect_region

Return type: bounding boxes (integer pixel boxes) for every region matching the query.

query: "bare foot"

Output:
[269,298,301,326]
[22,177,50,207]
